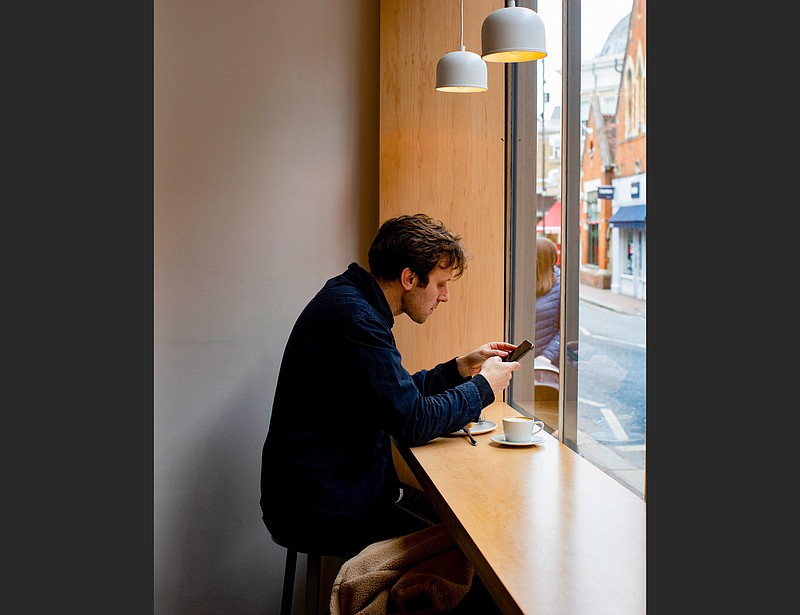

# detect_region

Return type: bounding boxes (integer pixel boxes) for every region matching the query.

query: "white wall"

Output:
[154,1,379,612]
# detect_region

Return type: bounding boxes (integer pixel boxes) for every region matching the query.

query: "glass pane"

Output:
[572,0,645,498]
[530,0,564,439]
[508,0,645,500]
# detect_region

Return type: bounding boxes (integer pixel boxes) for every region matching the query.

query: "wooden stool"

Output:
[271,536,330,615]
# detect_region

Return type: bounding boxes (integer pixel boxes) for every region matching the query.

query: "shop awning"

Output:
[608,204,646,229]
[537,200,561,232]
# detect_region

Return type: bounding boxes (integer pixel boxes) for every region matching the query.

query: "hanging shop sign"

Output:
[598,186,614,200]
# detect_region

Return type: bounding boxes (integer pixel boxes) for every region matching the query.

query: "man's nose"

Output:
[438,287,449,302]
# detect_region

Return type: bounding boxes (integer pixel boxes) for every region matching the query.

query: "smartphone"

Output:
[504,339,534,362]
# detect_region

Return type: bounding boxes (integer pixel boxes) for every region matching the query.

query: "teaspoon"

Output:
[462,426,478,446]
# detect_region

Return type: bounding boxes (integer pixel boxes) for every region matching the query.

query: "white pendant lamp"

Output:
[436,0,488,92]
[481,1,547,63]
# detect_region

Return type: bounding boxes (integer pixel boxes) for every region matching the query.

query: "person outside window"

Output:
[534,235,561,365]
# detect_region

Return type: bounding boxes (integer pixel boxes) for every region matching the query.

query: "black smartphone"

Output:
[505,339,534,362]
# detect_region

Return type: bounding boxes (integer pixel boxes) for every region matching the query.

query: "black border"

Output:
[645,1,757,612]
[8,3,154,611]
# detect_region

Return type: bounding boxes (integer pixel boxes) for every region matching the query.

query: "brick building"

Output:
[579,0,646,298]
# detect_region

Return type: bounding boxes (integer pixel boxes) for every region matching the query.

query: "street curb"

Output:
[580,295,646,318]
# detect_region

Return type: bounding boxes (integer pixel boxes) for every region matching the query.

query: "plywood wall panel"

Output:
[380,0,506,374]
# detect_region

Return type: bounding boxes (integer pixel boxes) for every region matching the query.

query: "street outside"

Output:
[575,285,646,498]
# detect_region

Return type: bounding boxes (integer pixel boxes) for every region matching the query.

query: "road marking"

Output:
[616,444,645,452]
[600,407,628,441]
[578,326,646,349]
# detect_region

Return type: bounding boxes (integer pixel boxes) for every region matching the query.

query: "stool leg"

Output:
[281,548,297,615]
[305,553,321,615]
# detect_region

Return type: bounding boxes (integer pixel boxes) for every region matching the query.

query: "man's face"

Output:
[402,263,454,324]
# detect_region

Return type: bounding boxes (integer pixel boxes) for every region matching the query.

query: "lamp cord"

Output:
[460,0,465,51]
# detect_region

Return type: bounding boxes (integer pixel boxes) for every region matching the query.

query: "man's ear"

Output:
[400,267,415,290]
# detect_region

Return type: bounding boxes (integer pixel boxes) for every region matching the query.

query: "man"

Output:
[260,213,520,558]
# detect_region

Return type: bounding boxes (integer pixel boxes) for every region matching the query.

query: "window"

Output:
[623,229,634,275]
[506,0,646,500]
[587,223,599,267]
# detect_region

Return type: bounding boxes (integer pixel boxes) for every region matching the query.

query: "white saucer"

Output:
[490,434,546,446]
[448,420,497,436]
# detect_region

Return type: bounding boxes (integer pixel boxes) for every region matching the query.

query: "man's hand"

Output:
[478,356,519,399]
[456,341,517,378]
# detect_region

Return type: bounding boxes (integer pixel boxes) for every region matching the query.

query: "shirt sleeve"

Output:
[413,358,495,408]
[346,316,488,447]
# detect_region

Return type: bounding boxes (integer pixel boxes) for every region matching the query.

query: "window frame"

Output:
[505,0,582,448]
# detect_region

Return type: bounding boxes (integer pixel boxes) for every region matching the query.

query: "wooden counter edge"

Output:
[394,441,525,615]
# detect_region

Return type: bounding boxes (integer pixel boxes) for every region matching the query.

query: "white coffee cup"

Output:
[502,416,545,443]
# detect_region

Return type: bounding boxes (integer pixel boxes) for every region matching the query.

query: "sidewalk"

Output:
[579,283,646,317]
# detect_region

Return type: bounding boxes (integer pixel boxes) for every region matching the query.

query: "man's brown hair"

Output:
[368,213,468,287]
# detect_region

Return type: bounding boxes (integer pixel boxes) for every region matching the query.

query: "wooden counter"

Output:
[394,401,646,614]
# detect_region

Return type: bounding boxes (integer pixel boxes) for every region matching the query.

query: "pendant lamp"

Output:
[436,0,488,92]
[481,1,547,63]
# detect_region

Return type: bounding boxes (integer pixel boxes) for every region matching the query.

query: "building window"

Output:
[587,223,600,266]
[623,229,634,275]
[586,190,599,221]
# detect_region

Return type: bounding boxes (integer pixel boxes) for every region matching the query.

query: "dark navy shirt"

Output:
[260,262,493,539]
